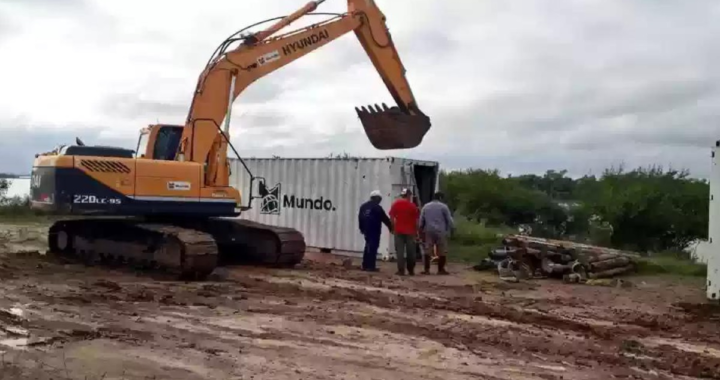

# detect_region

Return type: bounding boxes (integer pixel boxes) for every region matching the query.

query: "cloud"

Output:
[0,0,87,10]
[101,93,188,122]
[0,121,136,176]
[0,14,13,42]
[0,0,718,180]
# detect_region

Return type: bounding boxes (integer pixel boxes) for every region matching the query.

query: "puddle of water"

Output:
[535,364,567,372]
[641,337,720,359]
[0,337,29,349]
[2,326,29,336]
[621,351,661,361]
[447,312,518,328]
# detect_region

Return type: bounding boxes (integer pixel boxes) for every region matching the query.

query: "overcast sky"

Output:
[0,0,718,178]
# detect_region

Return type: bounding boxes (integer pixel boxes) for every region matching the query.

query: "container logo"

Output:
[259,182,281,215]
[258,181,337,214]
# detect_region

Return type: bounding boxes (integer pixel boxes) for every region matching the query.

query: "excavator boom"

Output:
[178,0,431,187]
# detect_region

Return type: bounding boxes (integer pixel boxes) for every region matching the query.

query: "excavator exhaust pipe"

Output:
[355,102,431,150]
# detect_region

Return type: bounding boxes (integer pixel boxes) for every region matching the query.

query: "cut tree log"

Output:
[590,256,631,271]
[588,264,636,279]
[587,253,621,263]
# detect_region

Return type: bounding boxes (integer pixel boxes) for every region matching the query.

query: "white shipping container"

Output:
[228,157,440,260]
[708,143,720,301]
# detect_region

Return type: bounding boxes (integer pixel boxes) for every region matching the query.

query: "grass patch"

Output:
[0,205,57,223]
[451,216,510,246]
[636,253,707,277]
[448,242,498,264]
[447,217,511,264]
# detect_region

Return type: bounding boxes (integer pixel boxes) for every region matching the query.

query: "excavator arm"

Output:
[177,0,431,187]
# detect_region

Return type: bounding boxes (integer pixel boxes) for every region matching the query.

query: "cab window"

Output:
[152,127,183,161]
[135,133,149,158]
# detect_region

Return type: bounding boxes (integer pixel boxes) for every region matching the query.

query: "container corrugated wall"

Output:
[229,158,395,258]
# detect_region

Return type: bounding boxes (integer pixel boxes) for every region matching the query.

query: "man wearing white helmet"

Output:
[358,190,393,271]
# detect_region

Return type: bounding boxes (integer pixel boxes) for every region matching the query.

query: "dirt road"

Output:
[0,223,718,380]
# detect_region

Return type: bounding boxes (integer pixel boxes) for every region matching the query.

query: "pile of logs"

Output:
[496,235,639,283]
[584,252,636,279]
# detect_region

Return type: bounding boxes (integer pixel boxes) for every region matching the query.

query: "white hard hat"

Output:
[370,190,382,197]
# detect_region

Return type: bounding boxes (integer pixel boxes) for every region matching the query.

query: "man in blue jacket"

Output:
[358,190,393,272]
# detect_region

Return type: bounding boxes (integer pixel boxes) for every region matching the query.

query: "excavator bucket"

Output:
[355,102,431,150]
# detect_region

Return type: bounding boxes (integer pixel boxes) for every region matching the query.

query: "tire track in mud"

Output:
[2,249,719,379]
[76,272,712,379]
[224,274,720,379]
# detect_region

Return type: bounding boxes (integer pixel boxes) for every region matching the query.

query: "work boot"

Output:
[437,256,449,275]
[421,254,431,275]
[407,262,415,276]
[407,255,416,276]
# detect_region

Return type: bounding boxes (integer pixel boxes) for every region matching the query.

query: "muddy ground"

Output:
[0,222,718,380]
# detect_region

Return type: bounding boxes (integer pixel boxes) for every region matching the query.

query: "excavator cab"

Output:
[135,125,184,161]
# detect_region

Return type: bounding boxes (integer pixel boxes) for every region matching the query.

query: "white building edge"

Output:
[707,143,720,301]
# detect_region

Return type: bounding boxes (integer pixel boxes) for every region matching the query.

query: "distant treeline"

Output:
[0,173,21,179]
[440,165,709,253]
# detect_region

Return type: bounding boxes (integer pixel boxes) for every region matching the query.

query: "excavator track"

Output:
[48,218,219,280]
[174,218,306,267]
[46,217,306,280]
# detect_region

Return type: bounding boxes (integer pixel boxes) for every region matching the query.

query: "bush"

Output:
[0,178,8,198]
[0,194,54,220]
[445,216,512,263]
[450,216,508,246]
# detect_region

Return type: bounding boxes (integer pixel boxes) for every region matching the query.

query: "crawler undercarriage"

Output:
[47,217,306,280]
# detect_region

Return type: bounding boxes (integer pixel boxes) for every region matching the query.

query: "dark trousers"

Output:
[362,233,380,270]
[394,234,417,274]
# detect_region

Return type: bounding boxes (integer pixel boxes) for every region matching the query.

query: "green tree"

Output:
[439,163,709,252]
[582,165,708,252]
[0,179,7,200]
[440,169,568,236]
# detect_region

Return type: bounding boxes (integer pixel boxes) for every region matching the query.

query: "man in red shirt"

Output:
[389,188,420,276]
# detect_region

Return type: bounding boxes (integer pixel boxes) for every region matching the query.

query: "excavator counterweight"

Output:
[29,0,429,280]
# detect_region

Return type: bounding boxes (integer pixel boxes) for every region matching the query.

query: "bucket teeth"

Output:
[355,103,395,116]
[355,102,431,150]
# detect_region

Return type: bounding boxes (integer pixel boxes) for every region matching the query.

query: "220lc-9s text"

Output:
[73,195,122,205]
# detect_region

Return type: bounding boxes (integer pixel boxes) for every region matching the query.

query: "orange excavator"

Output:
[29,0,431,279]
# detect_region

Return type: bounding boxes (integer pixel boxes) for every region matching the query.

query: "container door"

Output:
[400,162,439,207]
[401,163,419,198]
